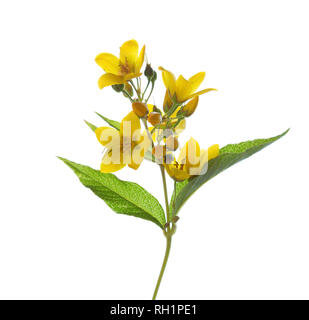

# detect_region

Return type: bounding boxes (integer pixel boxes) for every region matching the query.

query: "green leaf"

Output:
[95,112,120,131]
[171,129,289,216]
[84,120,97,132]
[59,157,166,229]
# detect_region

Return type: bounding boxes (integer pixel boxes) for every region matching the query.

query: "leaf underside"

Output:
[59,157,166,228]
[171,129,289,216]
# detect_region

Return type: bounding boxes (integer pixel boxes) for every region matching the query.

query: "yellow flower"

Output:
[95,40,145,89]
[95,111,150,172]
[158,66,216,110]
[165,138,219,181]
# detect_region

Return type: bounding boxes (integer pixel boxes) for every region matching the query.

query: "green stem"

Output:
[145,82,155,103]
[160,165,170,221]
[129,80,141,101]
[141,122,174,300]
[151,165,173,300]
[172,180,177,218]
[142,78,151,100]
[122,89,133,102]
[152,234,172,300]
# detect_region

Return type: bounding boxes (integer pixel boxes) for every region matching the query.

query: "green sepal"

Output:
[95,112,120,131]
[84,120,97,132]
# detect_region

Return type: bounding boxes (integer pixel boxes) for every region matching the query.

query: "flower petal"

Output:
[95,53,121,74]
[165,163,190,182]
[120,111,141,141]
[197,144,220,175]
[163,90,173,112]
[95,127,120,146]
[120,40,139,72]
[187,88,217,100]
[159,67,176,97]
[124,72,142,81]
[183,96,199,117]
[207,144,220,161]
[188,72,205,92]
[98,73,125,89]
[175,75,193,102]
[100,149,126,173]
[135,45,145,73]
[178,137,201,167]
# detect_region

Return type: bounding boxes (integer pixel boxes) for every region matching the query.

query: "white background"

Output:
[0,0,308,300]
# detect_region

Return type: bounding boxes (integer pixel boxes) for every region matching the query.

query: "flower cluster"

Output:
[95,39,219,181]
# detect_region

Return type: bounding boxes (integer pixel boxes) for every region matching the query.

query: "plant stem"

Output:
[160,165,170,221]
[145,82,154,103]
[122,89,133,102]
[151,165,173,300]
[129,80,141,101]
[142,78,151,100]
[152,234,172,300]
[141,119,174,300]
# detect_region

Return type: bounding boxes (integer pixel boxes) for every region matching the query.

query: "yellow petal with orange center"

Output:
[120,40,139,72]
[165,162,190,182]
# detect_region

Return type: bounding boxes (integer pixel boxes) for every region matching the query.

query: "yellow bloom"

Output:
[95,111,150,172]
[158,66,216,110]
[165,138,219,181]
[95,40,145,89]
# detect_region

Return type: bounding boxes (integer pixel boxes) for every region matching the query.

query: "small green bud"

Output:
[112,84,124,92]
[124,82,133,96]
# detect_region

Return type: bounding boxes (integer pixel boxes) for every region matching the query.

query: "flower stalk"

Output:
[152,233,172,300]
[152,165,173,300]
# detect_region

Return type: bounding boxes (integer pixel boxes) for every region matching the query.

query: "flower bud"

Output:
[182,96,199,117]
[151,71,157,82]
[124,82,133,96]
[112,84,124,92]
[132,102,149,118]
[165,135,179,151]
[144,64,154,79]
[148,112,162,126]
